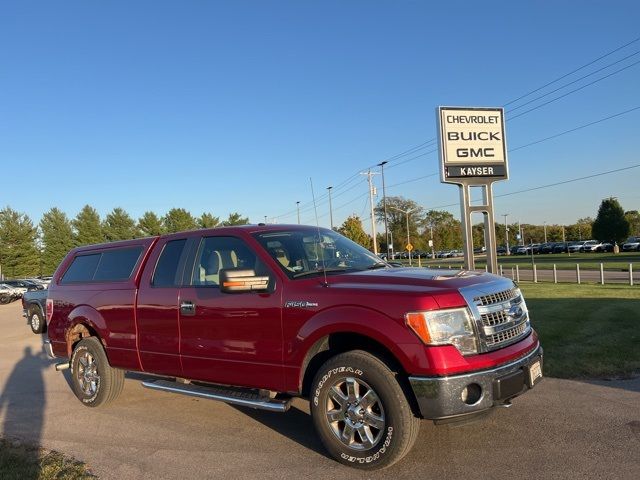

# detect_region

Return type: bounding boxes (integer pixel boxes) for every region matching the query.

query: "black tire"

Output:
[70,337,124,407]
[310,350,420,470]
[0,294,10,304]
[28,305,46,334]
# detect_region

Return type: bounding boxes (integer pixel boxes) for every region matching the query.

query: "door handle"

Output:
[180,300,195,316]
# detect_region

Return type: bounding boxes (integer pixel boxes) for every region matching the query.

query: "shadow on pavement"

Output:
[0,344,52,479]
[231,404,329,459]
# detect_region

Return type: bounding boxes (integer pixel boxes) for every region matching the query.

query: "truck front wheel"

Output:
[310,350,420,469]
[70,337,124,407]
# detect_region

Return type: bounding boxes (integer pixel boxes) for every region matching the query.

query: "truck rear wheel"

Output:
[70,337,124,407]
[310,350,420,469]
[28,306,45,334]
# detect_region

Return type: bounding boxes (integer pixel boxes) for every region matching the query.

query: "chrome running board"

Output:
[142,379,291,413]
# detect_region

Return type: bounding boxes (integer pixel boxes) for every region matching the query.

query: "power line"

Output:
[510,106,640,152]
[504,35,640,107]
[428,164,640,210]
[508,50,640,112]
[509,58,640,120]
[271,37,640,221]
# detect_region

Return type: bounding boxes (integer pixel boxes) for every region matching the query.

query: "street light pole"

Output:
[390,206,413,266]
[544,221,547,243]
[502,213,510,255]
[378,161,389,258]
[296,201,300,225]
[327,186,334,230]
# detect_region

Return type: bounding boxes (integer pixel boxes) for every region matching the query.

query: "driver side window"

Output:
[191,236,261,287]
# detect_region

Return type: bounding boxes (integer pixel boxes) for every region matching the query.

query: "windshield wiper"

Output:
[366,262,389,270]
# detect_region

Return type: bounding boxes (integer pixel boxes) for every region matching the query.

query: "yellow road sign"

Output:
[406,243,413,251]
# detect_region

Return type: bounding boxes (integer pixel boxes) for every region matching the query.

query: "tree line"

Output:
[338,196,639,254]
[0,206,249,278]
[2,198,638,278]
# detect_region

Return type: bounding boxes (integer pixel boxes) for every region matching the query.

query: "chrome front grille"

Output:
[460,280,531,353]
[474,287,519,306]
[486,321,528,346]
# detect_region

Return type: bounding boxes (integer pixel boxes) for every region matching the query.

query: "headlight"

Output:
[405,308,477,355]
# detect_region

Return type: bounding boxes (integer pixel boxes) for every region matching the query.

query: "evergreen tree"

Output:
[338,215,371,249]
[103,207,137,241]
[222,212,249,226]
[0,207,40,278]
[592,198,630,243]
[624,210,640,236]
[40,208,74,275]
[73,205,104,246]
[163,208,197,233]
[137,211,165,237]
[199,213,220,229]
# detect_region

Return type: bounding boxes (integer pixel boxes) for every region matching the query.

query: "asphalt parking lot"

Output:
[1,301,639,479]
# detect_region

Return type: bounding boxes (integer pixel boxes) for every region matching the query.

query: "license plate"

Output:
[528,360,543,386]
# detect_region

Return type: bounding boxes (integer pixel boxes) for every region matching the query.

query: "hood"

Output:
[324,267,510,293]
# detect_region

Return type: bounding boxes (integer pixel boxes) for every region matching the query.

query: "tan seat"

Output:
[199,251,221,285]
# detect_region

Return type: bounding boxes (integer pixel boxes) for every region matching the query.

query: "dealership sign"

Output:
[438,107,508,183]
[436,106,509,274]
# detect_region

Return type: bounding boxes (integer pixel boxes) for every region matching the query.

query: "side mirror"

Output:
[219,268,270,293]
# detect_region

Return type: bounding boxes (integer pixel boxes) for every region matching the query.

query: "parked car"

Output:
[0,282,26,298]
[539,243,555,254]
[0,284,20,304]
[622,236,640,252]
[496,246,507,255]
[473,246,486,254]
[552,242,569,254]
[599,242,614,252]
[581,240,601,252]
[568,241,586,253]
[2,279,43,291]
[22,288,48,334]
[45,225,542,469]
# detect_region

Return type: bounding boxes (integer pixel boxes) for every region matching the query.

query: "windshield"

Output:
[253,228,386,278]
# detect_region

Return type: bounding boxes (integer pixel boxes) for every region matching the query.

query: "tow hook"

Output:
[55,362,70,371]
[496,400,512,408]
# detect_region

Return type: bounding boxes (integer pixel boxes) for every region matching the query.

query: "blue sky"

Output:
[1,1,639,232]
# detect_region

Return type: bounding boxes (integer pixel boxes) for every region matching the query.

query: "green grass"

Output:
[520,283,640,379]
[421,252,640,271]
[0,438,95,480]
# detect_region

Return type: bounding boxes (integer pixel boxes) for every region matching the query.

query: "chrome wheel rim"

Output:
[325,377,385,451]
[30,313,40,330]
[76,351,100,396]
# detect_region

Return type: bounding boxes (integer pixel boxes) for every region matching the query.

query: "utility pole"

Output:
[296,201,300,225]
[264,215,267,224]
[502,213,510,255]
[361,170,380,255]
[543,221,547,243]
[378,161,389,258]
[326,186,334,230]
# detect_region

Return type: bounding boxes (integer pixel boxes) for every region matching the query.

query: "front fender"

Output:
[286,305,424,391]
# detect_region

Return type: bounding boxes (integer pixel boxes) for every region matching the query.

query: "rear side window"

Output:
[93,247,144,281]
[152,239,188,287]
[61,247,143,284]
[61,254,101,283]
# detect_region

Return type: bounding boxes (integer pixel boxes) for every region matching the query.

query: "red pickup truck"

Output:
[45,224,542,469]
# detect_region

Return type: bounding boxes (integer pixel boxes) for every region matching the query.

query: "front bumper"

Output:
[409,345,543,421]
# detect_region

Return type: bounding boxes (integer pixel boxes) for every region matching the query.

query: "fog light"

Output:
[461,383,482,405]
